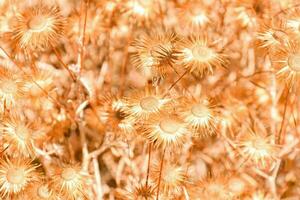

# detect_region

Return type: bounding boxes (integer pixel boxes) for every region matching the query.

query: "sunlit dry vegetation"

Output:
[0,0,300,199]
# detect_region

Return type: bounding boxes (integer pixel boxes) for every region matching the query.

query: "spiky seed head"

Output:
[131,31,178,78]
[11,4,66,51]
[178,97,217,137]
[236,126,278,169]
[0,157,39,197]
[151,163,187,196]
[24,182,58,200]
[285,8,300,37]
[126,87,171,120]
[143,114,189,148]
[178,1,210,30]
[194,176,234,200]
[273,42,300,86]
[99,94,135,135]
[177,35,225,77]
[0,67,25,112]
[124,183,156,200]
[256,20,290,50]
[50,164,88,199]
[123,0,160,25]
[0,114,38,157]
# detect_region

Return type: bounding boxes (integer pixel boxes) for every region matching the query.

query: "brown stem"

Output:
[145,142,152,188]
[52,47,76,81]
[278,84,291,144]
[164,70,188,97]
[156,147,166,200]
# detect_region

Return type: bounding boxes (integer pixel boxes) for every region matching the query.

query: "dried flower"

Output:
[50,163,88,199]
[151,163,187,197]
[131,30,178,78]
[142,114,189,148]
[11,4,66,51]
[178,96,217,137]
[0,157,39,197]
[177,35,225,77]
[0,114,38,157]
[126,87,171,120]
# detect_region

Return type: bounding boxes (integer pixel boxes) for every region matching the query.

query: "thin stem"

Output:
[0,46,64,108]
[78,0,89,73]
[277,84,291,144]
[145,142,152,188]
[52,47,76,81]
[156,147,166,200]
[164,70,188,97]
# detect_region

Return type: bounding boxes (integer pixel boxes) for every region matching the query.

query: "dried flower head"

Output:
[131,30,178,78]
[0,157,39,197]
[11,4,66,51]
[24,181,58,200]
[126,87,171,120]
[178,97,217,137]
[50,163,88,199]
[99,94,135,135]
[123,183,156,200]
[285,8,300,37]
[177,35,225,77]
[0,67,25,112]
[151,163,187,196]
[178,1,210,30]
[273,42,300,86]
[123,0,160,25]
[236,124,278,169]
[256,20,290,50]
[142,114,189,148]
[193,176,233,200]
[0,114,38,157]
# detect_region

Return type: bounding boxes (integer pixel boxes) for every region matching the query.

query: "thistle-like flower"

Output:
[285,8,300,38]
[126,87,171,120]
[123,0,160,25]
[178,1,210,30]
[99,94,135,135]
[236,125,278,169]
[178,97,217,137]
[120,183,156,200]
[50,163,88,199]
[177,35,225,77]
[151,163,187,197]
[0,67,25,112]
[11,4,66,51]
[273,42,300,85]
[256,20,290,50]
[23,181,58,200]
[131,30,178,78]
[0,114,38,157]
[142,113,189,148]
[192,176,234,200]
[0,157,39,197]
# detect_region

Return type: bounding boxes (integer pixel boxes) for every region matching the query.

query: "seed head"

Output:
[0,157,39,197]
[11,4,66,51]
[177,35,225,77]
[142,113,189,148]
